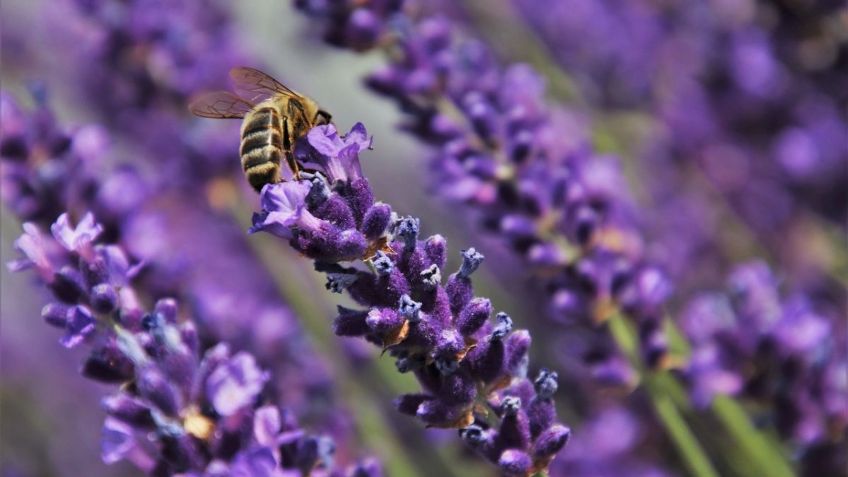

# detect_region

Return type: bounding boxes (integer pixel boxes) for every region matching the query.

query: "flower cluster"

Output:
[8,212,380,477]
[250,122,571,474]
[681,262,847,448]
[50,0,251,187]
[513,0,847,275]
[0,92,113,226]
[293,1,669,383]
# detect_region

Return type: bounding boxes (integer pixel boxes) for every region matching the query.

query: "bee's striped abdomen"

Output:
[240,106,283,191]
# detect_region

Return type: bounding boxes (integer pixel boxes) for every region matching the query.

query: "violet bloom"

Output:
[249,123,570,473]
[681,261,847,458]
[291,3,673,384]
[7,213,381,477]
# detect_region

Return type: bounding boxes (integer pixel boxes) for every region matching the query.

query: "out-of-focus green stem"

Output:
[711,396,795,477]
[650,388,721,477]
[608,314,720,477]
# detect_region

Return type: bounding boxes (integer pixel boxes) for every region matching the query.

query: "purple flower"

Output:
[206,351,269,416]
[298,123,371,183]
[51,212,104,256]
[249,180,318,239]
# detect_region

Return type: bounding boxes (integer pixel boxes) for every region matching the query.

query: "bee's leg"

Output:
[281,115,300,180]
[286,150,300,180]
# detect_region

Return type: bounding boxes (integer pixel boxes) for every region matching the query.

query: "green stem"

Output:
[712,396,795,477]
[650,388,721,477]
[608,314,720,477]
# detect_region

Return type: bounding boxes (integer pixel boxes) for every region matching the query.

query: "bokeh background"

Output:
[2,0,846,476]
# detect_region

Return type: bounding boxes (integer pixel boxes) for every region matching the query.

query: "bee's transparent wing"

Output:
[229,67,300,104]
[188,91,254,119]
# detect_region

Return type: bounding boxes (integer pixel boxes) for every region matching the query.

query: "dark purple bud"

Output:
[500,215,536,241]
[505,330,531,377]
[345,8,381,50]
[371,250,394,276]
[533,424,571,459]
[137,366,181,416]
[61,305,96,348]
[498,449,532,476]
[446,274,473,314]
[419,264,441,289]
[159,431,203,472]
[333,229,368,261]
[639,319,668,368]
[510,130,533,163]
[458,297,492,336]
[362,202,392,240]
[458,248,484,278]
[366,308,403,334]
[90,283,118,313]
[313,195,356,230]
[42,302,70,328]
[573,206,597,245]
[394,393,432,416]
[102,394,154,428]
[153,298,178,324]
[496,399,530,451]
[333,306,370,336]
[50,265,86,303]
[492,312,513,340]
[342,178,374,225]
[179,322,199,355]
[393,215,420,251]
[80,255,110,288]
[398,294,422,323]
[534,368,558,399]
[82,341,135,383]
[438,371,477,405]
[424,235,447,269]
[435,328,464,359]
[416,399,464,426]
[527,397,557,439]
[467,337,506,383]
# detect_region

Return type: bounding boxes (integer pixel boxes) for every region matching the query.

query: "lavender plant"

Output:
[7,211,380,477]
[248,122,571,474]
[288,0,844,474]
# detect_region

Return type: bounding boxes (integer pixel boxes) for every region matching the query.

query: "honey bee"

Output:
[189,67,332,191]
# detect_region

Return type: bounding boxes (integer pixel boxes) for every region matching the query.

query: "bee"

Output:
[189,67,332,191]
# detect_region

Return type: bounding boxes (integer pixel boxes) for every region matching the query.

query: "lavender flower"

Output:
[249,123,570,473]
[681,261,848,453]
[292,2,668,383]
[8,212,380,477]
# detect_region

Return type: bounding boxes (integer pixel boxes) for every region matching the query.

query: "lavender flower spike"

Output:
[250,122,570,473]
[8,213,381,477]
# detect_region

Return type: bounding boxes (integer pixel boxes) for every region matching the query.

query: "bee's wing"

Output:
[188,91,254,119]
[229,67,301,104]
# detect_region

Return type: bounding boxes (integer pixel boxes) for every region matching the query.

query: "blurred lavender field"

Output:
[1,0,846,476]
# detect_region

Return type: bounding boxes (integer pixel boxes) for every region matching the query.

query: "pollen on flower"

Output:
[183,407,215,440]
